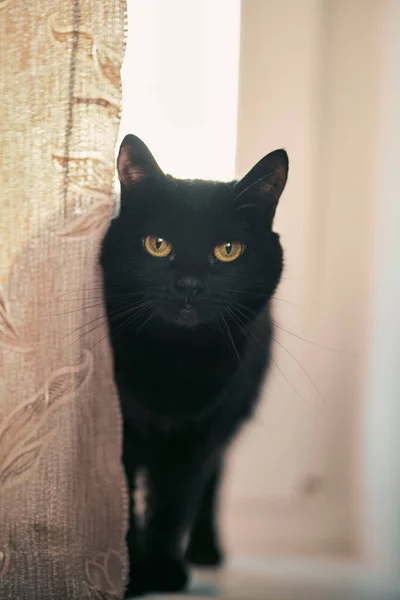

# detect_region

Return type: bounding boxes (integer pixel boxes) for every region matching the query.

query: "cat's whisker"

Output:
[227,306,251,328]
[40,303,106,317]
[226,308,264,351]
[271,335,322,401]
[46,314,110,371]
[64,316,110,351]
[220,314,241,364]
[62,301,155,359]
[226,289,268,300]
[269,357,312,406]
[231,302,258,319]
[230,304,322,399]
[107,303,154,343]
[60,313,109,342]
[232,299,342,360]
[229,300,347,356]
[60,299,152,342]
[272,320,352,355]
[45,304,130,370]
[41,296,154,319]
[42,290,149,306]
[228,307,320,405]
[83,331,114,354]
[57,283,103,297]
[42,294,103,304]
[108,301,154,324]
[135,307,160,333]
[272,296,306,310]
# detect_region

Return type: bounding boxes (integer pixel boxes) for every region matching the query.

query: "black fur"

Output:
[100,135,288,597]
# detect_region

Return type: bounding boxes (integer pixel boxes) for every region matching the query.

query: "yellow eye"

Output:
[213,241,243,263]
[144,235,173,258]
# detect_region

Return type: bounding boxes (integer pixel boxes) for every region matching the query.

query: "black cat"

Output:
[100,135,288,597]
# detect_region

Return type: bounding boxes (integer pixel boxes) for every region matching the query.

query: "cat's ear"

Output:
[233,149,288,222]
[117,134,164,188]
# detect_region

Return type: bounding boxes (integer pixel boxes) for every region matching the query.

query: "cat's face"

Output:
[101,135,288,330]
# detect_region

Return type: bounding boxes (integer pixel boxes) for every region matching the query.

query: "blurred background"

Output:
[119,0,400,597]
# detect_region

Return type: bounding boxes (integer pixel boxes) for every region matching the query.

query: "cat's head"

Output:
[101,135,288,330]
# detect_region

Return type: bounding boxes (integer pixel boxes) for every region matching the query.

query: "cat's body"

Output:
[100,135,288,597]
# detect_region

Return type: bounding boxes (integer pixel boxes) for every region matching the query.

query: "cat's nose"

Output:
[175,276,204,302]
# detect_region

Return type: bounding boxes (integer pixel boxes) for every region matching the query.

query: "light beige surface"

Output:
[143,559,400,600]
[0,1,128,598]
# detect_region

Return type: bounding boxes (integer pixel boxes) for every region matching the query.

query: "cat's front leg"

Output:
[128,451,213,596]
[185,458,225,567]
[122,436,142,598]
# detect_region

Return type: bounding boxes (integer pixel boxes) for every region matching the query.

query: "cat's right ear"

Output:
[233,149,288,224]
[117,134,164,189]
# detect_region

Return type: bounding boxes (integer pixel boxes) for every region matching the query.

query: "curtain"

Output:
[0,1,128,598]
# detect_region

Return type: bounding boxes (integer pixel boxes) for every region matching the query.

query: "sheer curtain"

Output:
[0,1,128,598]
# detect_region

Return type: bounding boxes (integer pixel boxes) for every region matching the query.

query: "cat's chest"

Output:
[129,346,234,391]
[114,340,239,416]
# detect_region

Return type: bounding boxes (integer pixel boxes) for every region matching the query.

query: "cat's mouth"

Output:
[176,306,199,327]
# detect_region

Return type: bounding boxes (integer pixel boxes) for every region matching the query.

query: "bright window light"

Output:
[118,0,241,181]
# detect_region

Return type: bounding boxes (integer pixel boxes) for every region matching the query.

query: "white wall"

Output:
[119,0,241,180]
[363,0,400,574]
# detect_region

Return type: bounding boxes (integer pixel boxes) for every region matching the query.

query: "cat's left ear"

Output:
[233,149,288,222]
[117,134,164,189]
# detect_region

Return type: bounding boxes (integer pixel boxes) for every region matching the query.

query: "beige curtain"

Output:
[0,1,128,598]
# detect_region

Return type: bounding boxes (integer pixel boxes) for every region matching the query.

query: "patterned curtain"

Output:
[0,1,128,598]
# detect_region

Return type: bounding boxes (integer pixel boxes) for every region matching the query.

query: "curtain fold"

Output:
[0,1,128,598]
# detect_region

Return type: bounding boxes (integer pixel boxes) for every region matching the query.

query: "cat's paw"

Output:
[125,555,189,597]
[146,555,189,592]
[124,566,146,598]
[185,539,224,567]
